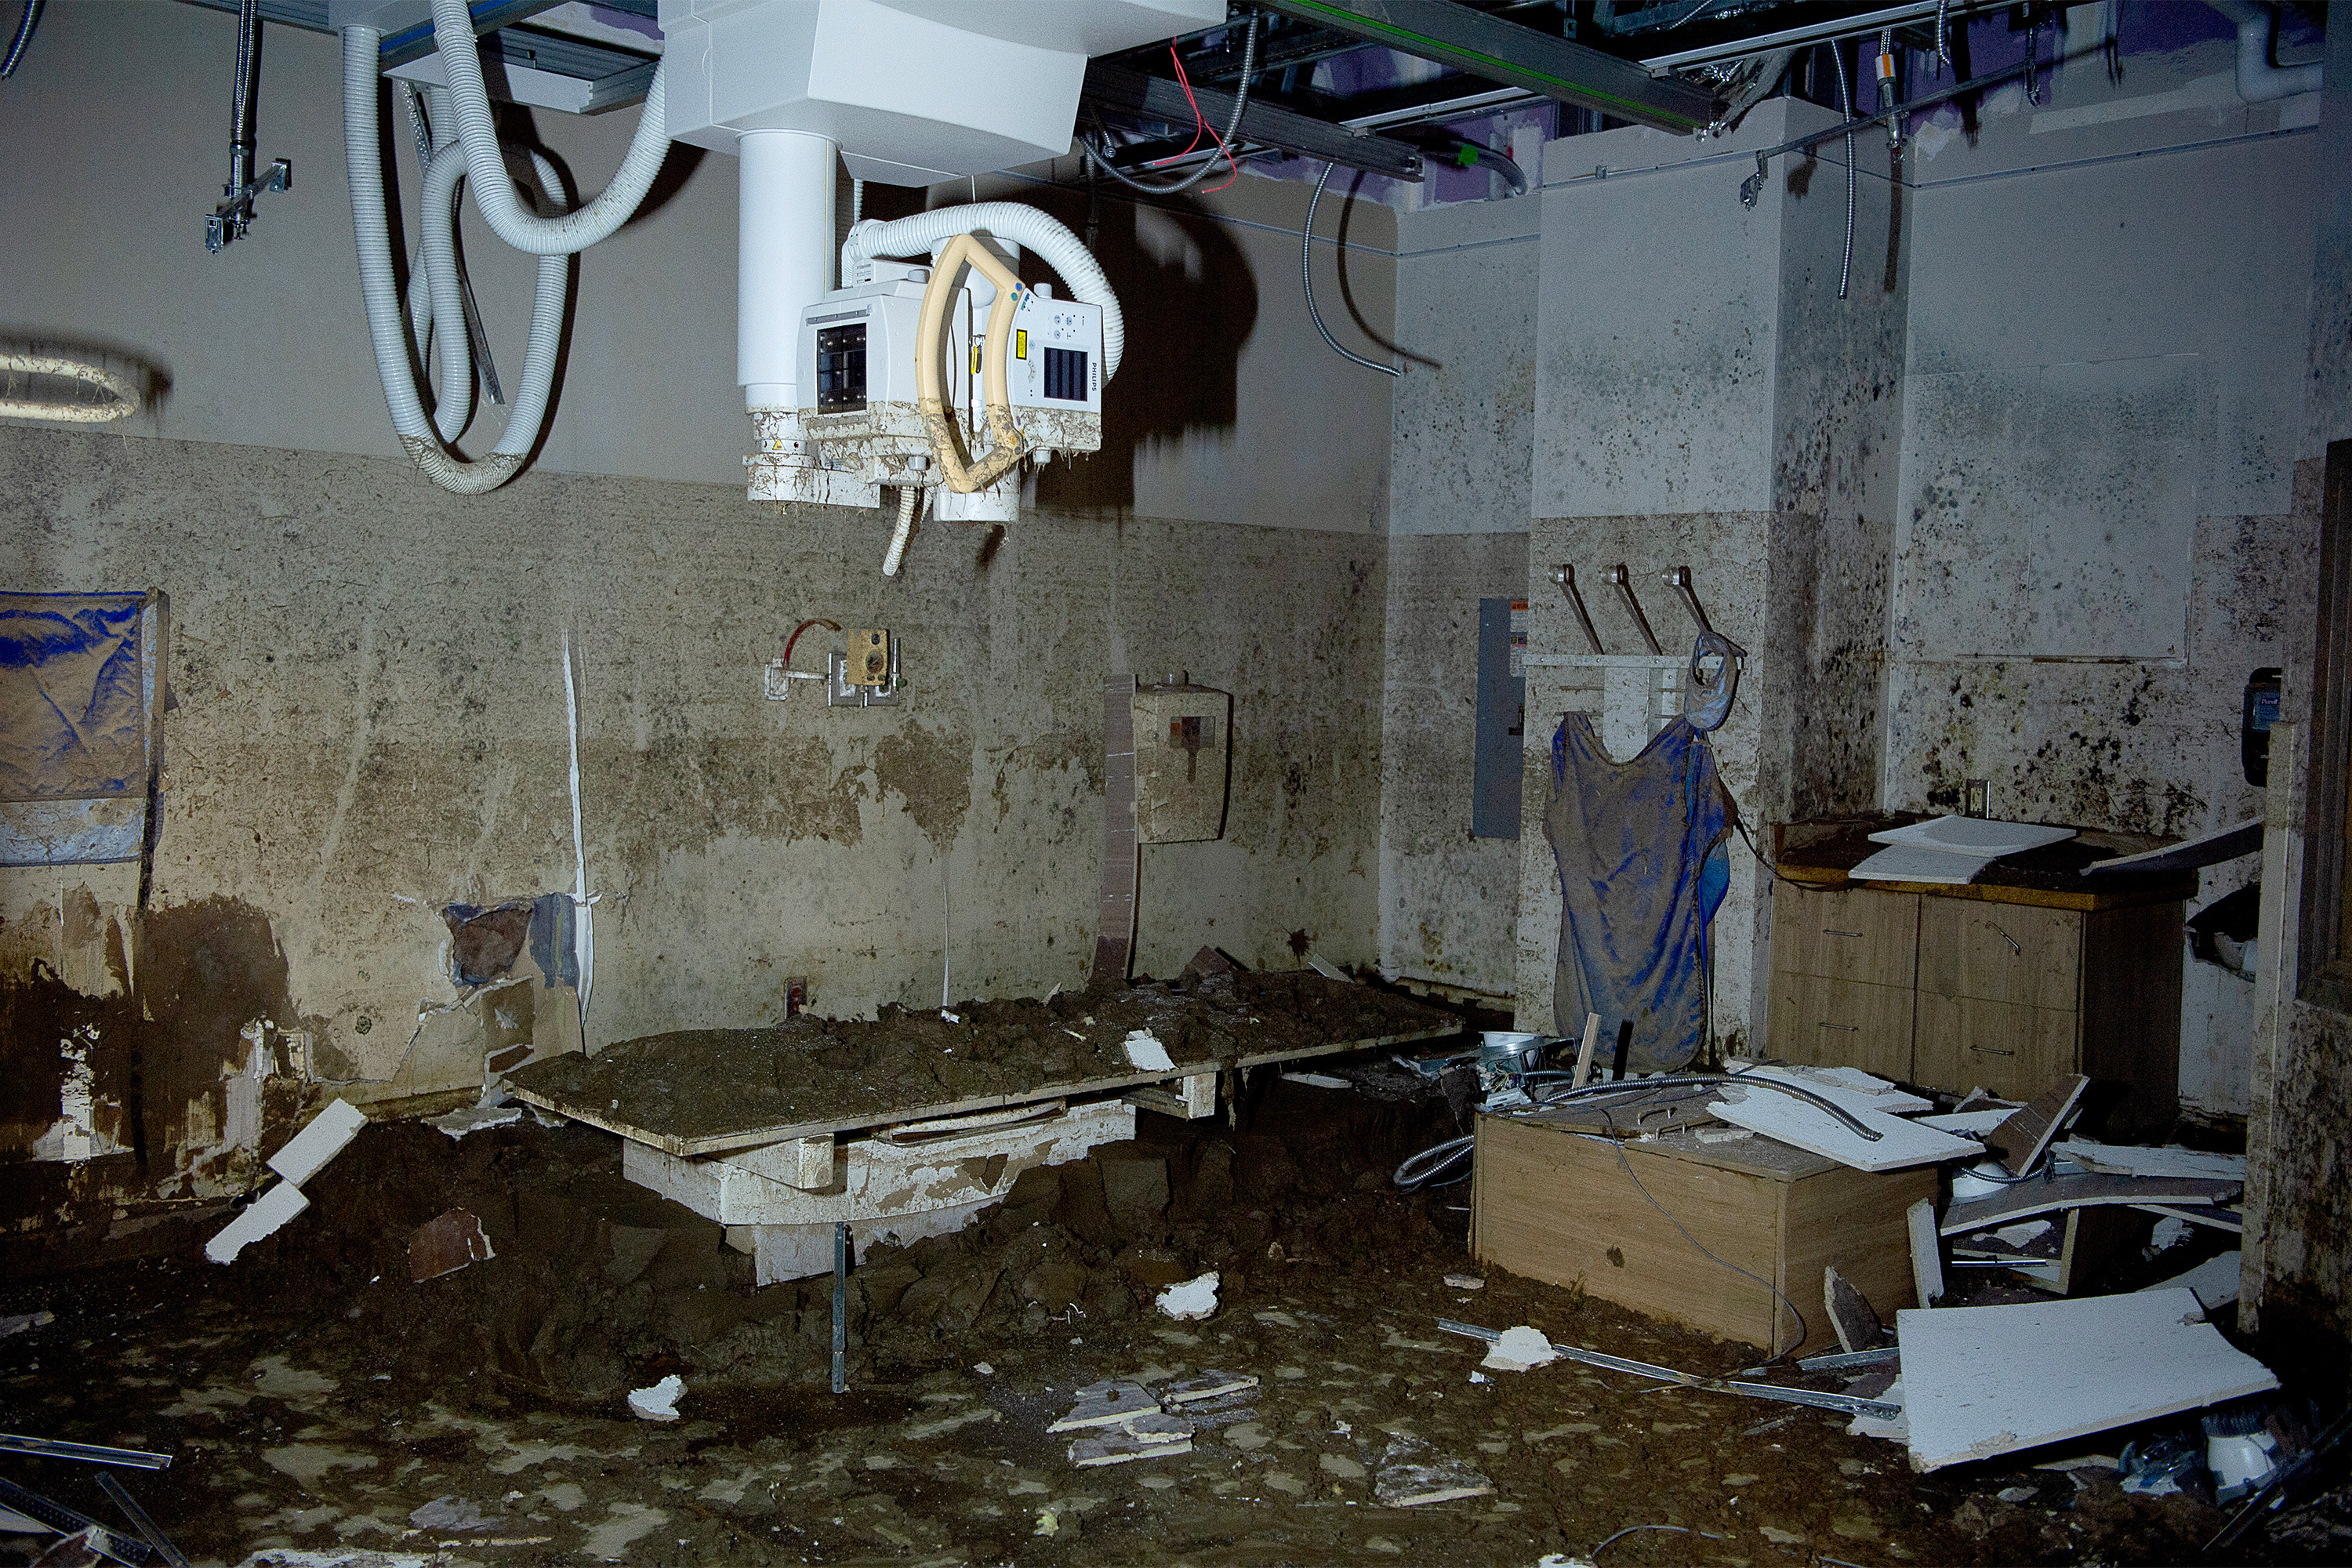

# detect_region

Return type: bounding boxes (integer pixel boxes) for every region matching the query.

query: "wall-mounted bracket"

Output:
[1549,564,1606,655]
[1662,565,1714,637]
[1603,564,1663,655]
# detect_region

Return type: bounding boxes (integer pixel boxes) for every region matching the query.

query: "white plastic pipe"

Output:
[2206,1,2321,101]
[415,143,476,442]
[426,0,670,255]
[343,25,565,493]
[844,203,1125,379]
[739,129,837,412]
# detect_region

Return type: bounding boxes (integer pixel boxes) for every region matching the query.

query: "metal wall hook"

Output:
[1602,564,1662,655]
[1662,566,1714,637]
[1550,564,1605,655]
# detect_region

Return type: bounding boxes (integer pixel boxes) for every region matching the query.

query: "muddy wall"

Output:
[1,426,1388,1225]
[1886,35,2321,1108]
[1377,199,1540,997]
[1515,99,1902,1050]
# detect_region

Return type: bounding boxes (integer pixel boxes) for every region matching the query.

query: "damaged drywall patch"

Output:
[873,724,974,850]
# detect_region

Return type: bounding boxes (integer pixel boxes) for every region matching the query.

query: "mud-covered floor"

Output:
[0,1071,2319,1567]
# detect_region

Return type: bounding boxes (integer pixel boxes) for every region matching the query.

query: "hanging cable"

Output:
[0,0,41,78]
[1080,13,1258,196]
[1831,40,1855,299]
[1304,163,1401,377]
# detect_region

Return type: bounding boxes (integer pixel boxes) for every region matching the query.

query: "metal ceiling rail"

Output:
[1084,61,1427,180]
[1254,0,1719,133]
[1637,0,1997,71]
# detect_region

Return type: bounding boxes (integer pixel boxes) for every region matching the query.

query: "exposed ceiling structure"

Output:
[165,0,2148,197]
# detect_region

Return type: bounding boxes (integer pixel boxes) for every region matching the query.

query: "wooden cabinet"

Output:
[1768,880,2183,1134]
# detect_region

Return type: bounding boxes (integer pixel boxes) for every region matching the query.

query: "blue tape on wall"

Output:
[0,591,165,867]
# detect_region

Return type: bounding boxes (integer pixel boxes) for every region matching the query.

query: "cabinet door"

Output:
[1915,993,2079,1100]
[1770,884,1920,989]
[1769,974,1915,1083]
[1918,899,2082,1010]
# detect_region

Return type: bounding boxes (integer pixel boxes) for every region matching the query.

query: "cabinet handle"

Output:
[1819,1022,1860,1033]
[1822,929,1864,939]
[1967,1044,2016,1057]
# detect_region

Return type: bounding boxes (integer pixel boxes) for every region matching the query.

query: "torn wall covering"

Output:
[0,590,164,867]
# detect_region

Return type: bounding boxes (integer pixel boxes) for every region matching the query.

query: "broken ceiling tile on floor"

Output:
[1896,1289,2278,1472]
[1154,1271,1218,1321]
[408,1208,495,1282]
[1047,1380,1157,1432]
[203,1181,309,1265]
[626,1374,684,1423]
[2056,1140,2247,1182]
[264,1098,368,1186]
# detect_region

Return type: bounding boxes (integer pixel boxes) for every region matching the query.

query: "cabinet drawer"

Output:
[1770,884,1919,990]
[1914,993,2078,1101]
[1918,900,2082,1010]
[1769,974,1915,1084]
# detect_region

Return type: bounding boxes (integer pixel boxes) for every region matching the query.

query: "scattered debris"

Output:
[0,1477,151,1565]
[1824,1265,1886,1352]
[1985,1074,2087,1178]
[407,1208,495,1282]
[1122,1030,1174,1072]
[426,1104,523,1140]
[0,1310,55,1338]
[1483,1325,1562,1372]
[31,1526,101,1568]
[204,1181,310,1265]
[266,1098,370,1185]
[1374,1438,1492,1508]
[2057,1139,2247,1181]
[626,1374,684,1423]
[2147,1250,2243,1314]
[1154,1271,1219,1321]
[1069,1422,1195,1466]
[0,1434,170,1470]
[1705,1079,1980,1172]
[1048,1381,1158,1432]
[407,1496,492,1531]
[1942,1171,2242,1234]
[1896,1289,2278,1471]
[1436,1320,1898,1419]
[1907,1197,1944,1308]
[1162,1370,1258,1405]
[1442,1273,1484,1290]
[93,1473,190,1568]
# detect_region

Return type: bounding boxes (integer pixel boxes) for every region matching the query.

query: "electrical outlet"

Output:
[848,628,891,687]
[785,977,809,1017]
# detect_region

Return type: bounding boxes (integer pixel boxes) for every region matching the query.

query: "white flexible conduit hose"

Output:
[842,204,1125,380]
[426,0,667,256]
[343,25,563,492]
[0,350,140,423]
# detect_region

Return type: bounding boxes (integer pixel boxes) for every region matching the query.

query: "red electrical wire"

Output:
[782,618,839,669]
[1166,42,1242,194]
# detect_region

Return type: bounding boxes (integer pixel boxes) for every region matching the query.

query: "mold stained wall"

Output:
[1887,31,2321,1114]
[1515,98,1904,1049]
[1380,196,1538,996]
[0,2,1395,1219]
[2246,7,2352,1386]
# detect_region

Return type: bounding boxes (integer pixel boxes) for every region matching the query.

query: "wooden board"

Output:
[507,976,1458,1156]
[1918,898,2082,1011]
[1914,994,2081,1104]
[1773,817,2198,913]
[1472,1116,1934,1358]
[1770,884,1920,989]
[2079,899,2185,1138]
[1942,1172,2243,1235]
[1768,974,1916,1083]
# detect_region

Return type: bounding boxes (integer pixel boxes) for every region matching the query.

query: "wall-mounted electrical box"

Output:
[1133,674,1230,844]
[827,630,902,706]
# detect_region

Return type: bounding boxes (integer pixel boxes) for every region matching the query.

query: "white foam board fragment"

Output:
[428,1104,522,1140]
[266,1098,368,1185]
[1482,1325,1560,1372]
[627,1374,683,1422]
[1375,1456,1493,1507]
[0,1503,50,1534]
[1123,1030,1175,1071]
[1708,1086,1982,1172]
[204,1181,310,1264]
[1733,1062,1933,1115]
[1850,844,1999,884]
[1069,1422,1194,1466]
[1156,1271,1220,1321]
[2056,1140,2246,1182]
[1163,1370,1258,1405]
[2145,1250,2243,1315]
[1896,1290,2278,1472]
[1868,815,2077,856]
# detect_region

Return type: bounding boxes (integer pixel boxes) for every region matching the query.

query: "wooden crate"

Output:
[1472,1113,1936,1358]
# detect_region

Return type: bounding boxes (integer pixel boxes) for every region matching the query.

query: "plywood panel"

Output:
[1919,898,2082,1009]
[1473,1116,1783,1348]
[1771,884,1919,989]
[1915,993,2079,1101]
[2081,900,2185,1137]
[1769,973,1916,1083]
[1779,1163,1937,1358]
